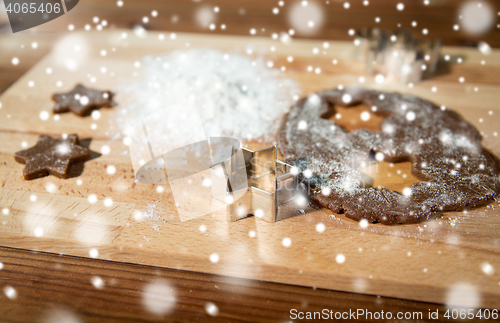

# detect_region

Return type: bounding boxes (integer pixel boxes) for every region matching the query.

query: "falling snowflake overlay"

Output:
[114,49,300,146]
[2,0,499,317]
[279,87,500,224]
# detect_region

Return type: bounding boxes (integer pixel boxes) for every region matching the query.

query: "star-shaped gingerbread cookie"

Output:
[14,134,90,180]
[52,84,114,117]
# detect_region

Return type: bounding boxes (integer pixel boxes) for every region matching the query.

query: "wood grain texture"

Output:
[0,246,455,323]
[0,189,132,244]
[0,30,500,311]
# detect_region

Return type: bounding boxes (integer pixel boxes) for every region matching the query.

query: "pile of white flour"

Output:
[115,49,300,144]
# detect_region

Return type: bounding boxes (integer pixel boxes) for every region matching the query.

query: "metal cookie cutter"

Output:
[209,146,299,222]
[354,28,442,84]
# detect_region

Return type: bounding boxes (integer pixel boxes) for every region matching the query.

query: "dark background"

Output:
[0,0,499,94]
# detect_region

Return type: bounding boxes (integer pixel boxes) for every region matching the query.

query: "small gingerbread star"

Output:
[52,84,114,116]
[14,134,90,180]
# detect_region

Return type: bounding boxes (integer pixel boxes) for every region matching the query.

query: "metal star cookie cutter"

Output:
[353,28,442,83]
[209,146,300,222]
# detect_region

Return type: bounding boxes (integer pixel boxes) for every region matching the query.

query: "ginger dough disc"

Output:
[278,87,500,224]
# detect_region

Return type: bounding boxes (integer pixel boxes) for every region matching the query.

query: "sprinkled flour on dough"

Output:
[114,49,299,144]
[279,87,500,224]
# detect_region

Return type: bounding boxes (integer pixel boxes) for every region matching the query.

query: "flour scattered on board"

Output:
[138,202,172,232]
[114,49,300,144]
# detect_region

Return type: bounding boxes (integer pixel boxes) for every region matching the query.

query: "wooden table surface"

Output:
[1,1,500,322]
[1,0,499,94]
[0,246,456,322]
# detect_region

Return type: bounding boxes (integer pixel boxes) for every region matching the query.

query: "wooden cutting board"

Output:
[1,30,499,308]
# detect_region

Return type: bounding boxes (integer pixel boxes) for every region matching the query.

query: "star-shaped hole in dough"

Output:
[14,134,90,180]
[52,84,115,117]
